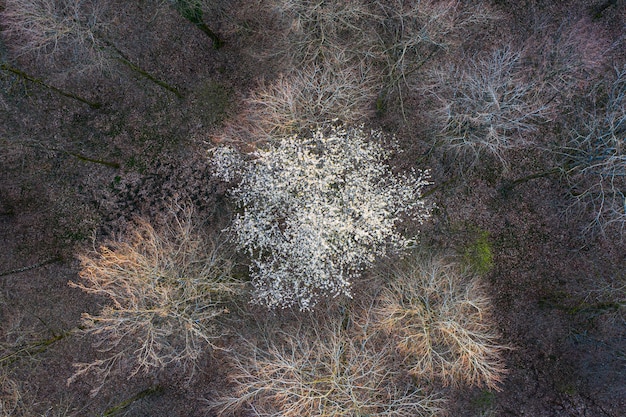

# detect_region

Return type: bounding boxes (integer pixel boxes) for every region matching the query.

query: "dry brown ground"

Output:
[1,0,625,416]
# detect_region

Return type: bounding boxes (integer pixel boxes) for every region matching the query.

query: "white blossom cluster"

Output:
[211,126,431,309]
[210,145,243,182]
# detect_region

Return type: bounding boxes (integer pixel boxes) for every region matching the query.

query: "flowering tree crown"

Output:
[211,125,431,309]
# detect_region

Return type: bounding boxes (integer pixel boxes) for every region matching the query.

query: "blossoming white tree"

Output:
[211,125,431,309]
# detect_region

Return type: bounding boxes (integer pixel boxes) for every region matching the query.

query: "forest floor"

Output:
[1,0,625,416]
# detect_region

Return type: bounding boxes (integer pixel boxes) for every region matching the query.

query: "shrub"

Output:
[211,315,445,417]
[240,62,378,138]
[565,66,626,236]
[0,0,110,71]
[427,48,551,166]
[68,207,244,395]
[211,125,431,309]
[526,17,612,98]
[0,373,20,416]
[214,0,498,146]
[375,254,508,390]
[372,0,497,114]
[271,0,495,76]
[273,0,375,67]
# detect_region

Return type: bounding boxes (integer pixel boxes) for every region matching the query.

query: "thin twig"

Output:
[0,328,77,365]
[0,256,62,278]
[101,386,163,417]
[103,42,184,98]
[0,64,102,108]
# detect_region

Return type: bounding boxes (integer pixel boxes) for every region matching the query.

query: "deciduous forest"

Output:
[0,0,624,416]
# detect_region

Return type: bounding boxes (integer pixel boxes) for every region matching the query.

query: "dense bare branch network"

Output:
[68,208,244,395]
[375,254,509,390]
